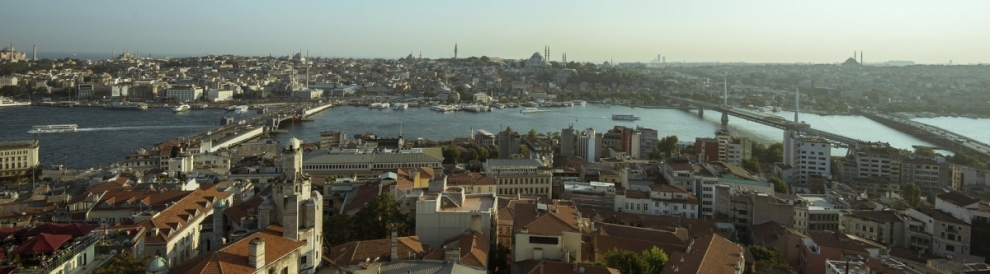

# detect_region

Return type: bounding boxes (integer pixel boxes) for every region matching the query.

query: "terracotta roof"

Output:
[515,202,587,235]
[447,172,495,187]
[139,187,229,243]
[917,208,967,225]
[806,231,868,253]
[579,208,721,239]
[327,235,427,266]
[442,231,489,268]
[224,196,265,227]
[20,223,98,238]
[660,234,744,274]
[937,191,980,207]
[92,190,192,212]
[846,210,903,223]
[171,225,305,274]
[521,259,620,274]
[12,233,73,255]
[342,182,382,214]
[751,221,805,244]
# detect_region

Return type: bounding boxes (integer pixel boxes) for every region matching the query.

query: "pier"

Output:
[179,102,334,151]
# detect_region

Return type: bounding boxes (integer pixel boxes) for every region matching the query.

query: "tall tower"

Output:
[32,44,36,61]
[454,44,457,59]
[794,88,800,124]
[860,51,863,65]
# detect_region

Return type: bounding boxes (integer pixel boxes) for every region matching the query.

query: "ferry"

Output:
[0,97,30,107]
[520,107,539,114]
[233,105,250,114]
[104,102,148,110]
[28,124,78,134]
[612,114,641,121]
[172,104,191,113]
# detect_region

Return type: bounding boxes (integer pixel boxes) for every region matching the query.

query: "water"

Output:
[275,105,945,157]
[0,104,968,169]
[0,106,247,169]
[912,117,990,145]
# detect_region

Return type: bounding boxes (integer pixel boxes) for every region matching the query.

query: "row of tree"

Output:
[598,247,668,274]
[323,193,413,246]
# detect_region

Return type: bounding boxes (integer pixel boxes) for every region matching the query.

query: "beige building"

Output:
[511,201,590,263]
[839,210,906,247]
[136,187,231,266]
[414,186,496,247]
[906,208,971,257]
[485,159,553,197]
[0,140,39,179]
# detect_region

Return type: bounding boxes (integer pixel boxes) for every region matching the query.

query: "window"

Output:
[301,255,308,265]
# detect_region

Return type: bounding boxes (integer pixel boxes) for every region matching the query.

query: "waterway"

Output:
[0,104,977,169]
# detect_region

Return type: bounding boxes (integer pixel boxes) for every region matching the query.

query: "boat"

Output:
[522,102,539,107]
[462,105,486,113]
[393,103,408,110]
[573,100,587,106]
[104,101,148,110]
[772,106,781,112]
[612,114,641,121]
[226,105,237,111]
[172,104,191,112]
[0,97,30,107]
[234,105,250,114]
[28,124,78,134]
[520,107,539,114]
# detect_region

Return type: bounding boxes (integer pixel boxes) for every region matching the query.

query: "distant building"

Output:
[205,89,233,102]
[0,140,39,179]
[414,186,495,247]
[166,85,204,102]
[485,159,552,197]
[560,125,577,158]
[576,128,599,162]
[0,44,27,61]
[497,129,521,159]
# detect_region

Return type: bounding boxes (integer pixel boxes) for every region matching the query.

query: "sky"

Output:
[1,0,987,64]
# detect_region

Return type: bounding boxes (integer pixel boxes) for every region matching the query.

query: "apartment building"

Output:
[783,130,831,184]
[0,140,39,179]
[485,159,553,197]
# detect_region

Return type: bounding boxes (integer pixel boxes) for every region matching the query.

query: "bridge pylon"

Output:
[698,107,704,118]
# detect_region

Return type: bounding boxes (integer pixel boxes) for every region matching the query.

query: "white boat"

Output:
[393,103,408,110]
[520,107,539,114]
[0,97,30,107]
[612,114,641,121]
[28,124,78,134]
[573,100,587,106]
[234,105,250,114]
[172,104,191,112]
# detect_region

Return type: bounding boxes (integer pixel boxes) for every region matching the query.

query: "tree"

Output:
[490,243,511,274]
[323,213,354,246]
[350,193,410,240]
[903,182,922,208]
[657,135,679,157]
[769,176,789,194]
[93,253,150,274]
[442,145,462,164]
[749,245,792,273]
[601,249,647,274]
[640,246,669,274]
[915,147,937,158]
[528,128,538,139]
[742,158,762,173]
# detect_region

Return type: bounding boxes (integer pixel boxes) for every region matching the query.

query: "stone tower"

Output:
[211,198,228,251]
[267,137,323,273]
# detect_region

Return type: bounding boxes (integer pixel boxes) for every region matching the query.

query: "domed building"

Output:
[0,44,27,61]
[146,255,168,274]
[292,51,307,64]
[525,52,546,69]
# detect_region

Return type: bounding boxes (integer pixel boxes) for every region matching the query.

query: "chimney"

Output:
[391,229,399,261]
[248,237,265,269]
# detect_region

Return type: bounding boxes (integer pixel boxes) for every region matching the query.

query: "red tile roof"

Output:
[171,225,305,274]
[661,234,744,274]
[12,233,73,254]
[327,235,427,266]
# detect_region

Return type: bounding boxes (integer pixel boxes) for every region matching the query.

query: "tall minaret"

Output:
[112,48,115,60]
[32,44,36,61]
[454,44,458,59]
[860,51,863,65]
[794,88,800,124]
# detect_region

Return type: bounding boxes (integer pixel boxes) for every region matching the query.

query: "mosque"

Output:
[0,44,33,62]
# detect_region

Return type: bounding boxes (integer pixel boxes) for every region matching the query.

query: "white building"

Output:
[783,130,831,183]
[0,140,39,179]
[484,159,552,196]
[414,187,496,247]
[576,128,597,162]
[205,89,233,102]
[0,75,17,87]
[166,86,204,102]
[614,183,699,218]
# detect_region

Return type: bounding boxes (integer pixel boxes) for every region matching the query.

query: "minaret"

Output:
[860,51,863,65]
[454,44,458,59]
[32,44,36,61]
[112,48,115,60]
[136,49,139,60]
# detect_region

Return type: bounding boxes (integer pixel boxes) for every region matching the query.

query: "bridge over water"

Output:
[665,96,864,147]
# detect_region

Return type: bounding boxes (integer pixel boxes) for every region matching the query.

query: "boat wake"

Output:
[76,125,210,132]
[568,115,607,119]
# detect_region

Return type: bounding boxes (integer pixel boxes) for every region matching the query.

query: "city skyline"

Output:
[1,0,988,64]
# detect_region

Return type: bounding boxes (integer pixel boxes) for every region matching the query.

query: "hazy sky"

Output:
[1,0,987,64]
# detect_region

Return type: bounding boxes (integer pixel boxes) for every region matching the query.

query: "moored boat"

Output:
[172,104,191,112]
